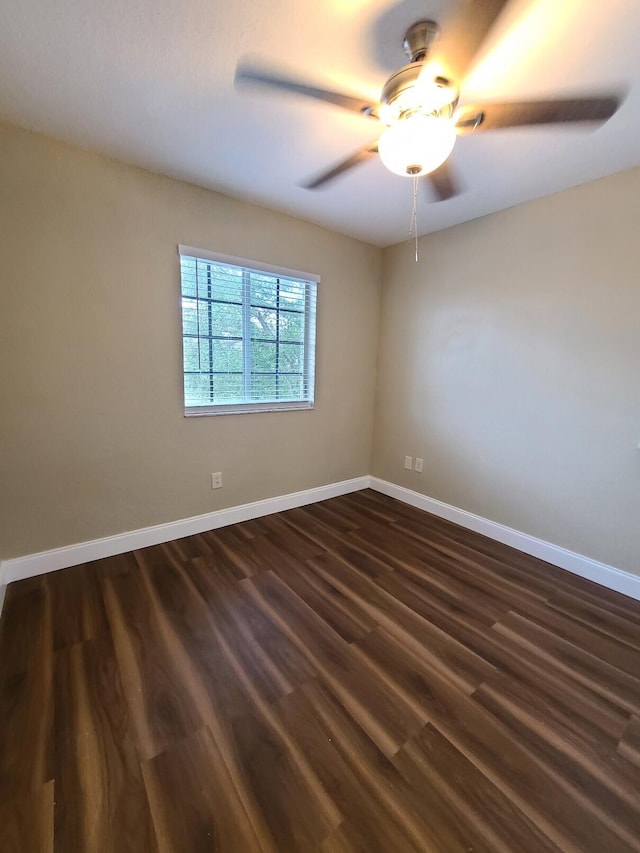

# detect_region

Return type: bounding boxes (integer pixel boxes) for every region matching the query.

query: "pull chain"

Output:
[409,174,419,263]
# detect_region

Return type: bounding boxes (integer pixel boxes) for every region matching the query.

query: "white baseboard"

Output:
[1,475,638,617]
[369,478,640,602]
[0,476,370,589]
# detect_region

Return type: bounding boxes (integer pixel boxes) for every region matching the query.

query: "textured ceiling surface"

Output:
[0,0,639,246]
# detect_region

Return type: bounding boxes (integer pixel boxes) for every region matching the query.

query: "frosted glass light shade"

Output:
[378,114,456,177]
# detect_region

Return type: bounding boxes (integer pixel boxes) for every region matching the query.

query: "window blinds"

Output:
[179,246,318,415]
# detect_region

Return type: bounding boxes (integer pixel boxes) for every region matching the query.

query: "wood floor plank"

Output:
[258,537,377,644]
[91,550,140,581]
[278,679,467,853]
[255,513,331,559]
[276,684,424,853]
[188,553,319,693]
[475,668,637,774]
[53,636,157,852]
[279,506,359,555]
[141,726,269,853]
[182,555,300,705]
[546,591,640,651]
[297,499,363,534]
[510,597,640,679]
[102,570,204,760]
[160,533,213,563]
[46,564,109,651]
[386,552,513,626]
[493,610,640,717]
[307,493,403,533]
[547,579,640,623]
[245,570,426,757]
[351,521,550,608]
[138,553,341,850]
[334,491,404,524]
[197,531,258,580]
[618,716,640,770]
[308,551,496,693]
[1,490,640,851]
[391,505,640,618]
[473,680,640,847]
[393,725,564,853]
[388,504,590,593]
[349,567,631,743]
[0,781,54,853]
[0,576,51,680]
[352,625,639,851]
[0,579,53,800]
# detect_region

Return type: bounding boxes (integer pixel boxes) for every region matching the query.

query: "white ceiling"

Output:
[0,0,639,246]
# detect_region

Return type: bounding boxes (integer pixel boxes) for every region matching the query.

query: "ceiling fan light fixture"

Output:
[379,65,458,126]
[378,113,456,177]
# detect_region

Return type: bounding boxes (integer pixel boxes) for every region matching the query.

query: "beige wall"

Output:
[0,123,381,559]
[2,119,638,576]
[373,169,640,575]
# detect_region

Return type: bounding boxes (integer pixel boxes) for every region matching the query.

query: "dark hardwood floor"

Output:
[1,489,640,852]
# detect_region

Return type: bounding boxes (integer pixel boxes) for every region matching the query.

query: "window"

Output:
[179,246,318,415]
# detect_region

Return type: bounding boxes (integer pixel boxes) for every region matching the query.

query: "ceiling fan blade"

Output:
[235,63,378,118]
[430,0,513,84]
[456,96,621,132]
[424,160,461,202]
[302,142,379,190]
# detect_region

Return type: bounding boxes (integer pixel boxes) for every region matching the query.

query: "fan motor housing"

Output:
[380,64,458,119]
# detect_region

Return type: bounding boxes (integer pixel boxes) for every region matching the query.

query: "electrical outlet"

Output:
[404,456,413,470]
[211,472,223,489]
[415,458,423,473]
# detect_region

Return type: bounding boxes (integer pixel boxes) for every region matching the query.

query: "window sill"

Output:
[184,401,314,417]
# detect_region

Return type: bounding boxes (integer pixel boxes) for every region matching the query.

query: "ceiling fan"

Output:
[235,1,622,201]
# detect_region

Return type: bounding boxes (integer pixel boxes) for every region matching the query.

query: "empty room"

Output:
[1,0,640,850]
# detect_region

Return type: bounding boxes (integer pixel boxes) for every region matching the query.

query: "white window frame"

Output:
[179,246,318,416]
